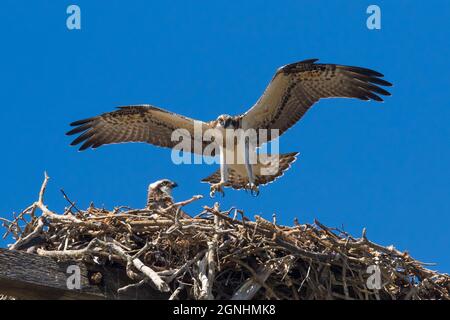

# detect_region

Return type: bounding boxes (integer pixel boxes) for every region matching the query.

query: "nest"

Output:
[2,174,449,300]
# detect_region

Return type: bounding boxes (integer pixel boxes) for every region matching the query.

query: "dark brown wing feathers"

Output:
[277,61,392,101]
[67,105,212,152]
[68,59,391,153]
[242,59,392,140]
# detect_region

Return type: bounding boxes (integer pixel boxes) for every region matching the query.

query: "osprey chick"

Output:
[146,179,190,219]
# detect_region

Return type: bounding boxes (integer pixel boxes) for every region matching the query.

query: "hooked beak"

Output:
[171,182,178,188]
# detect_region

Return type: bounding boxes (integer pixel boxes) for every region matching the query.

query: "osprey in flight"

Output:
[67,59,392,196]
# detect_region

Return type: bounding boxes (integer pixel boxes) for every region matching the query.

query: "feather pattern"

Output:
[242,59,392,141]
[67,105,214,153]
[201,152,299,189]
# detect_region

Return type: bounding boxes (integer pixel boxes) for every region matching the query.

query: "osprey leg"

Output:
[209,145,228,197]
[244,137,259,195]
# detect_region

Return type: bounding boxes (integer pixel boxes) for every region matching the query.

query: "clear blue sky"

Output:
[0,1,449,272]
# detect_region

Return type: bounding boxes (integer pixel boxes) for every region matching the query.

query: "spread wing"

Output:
[67,105,214,154]
[242,59,392,141]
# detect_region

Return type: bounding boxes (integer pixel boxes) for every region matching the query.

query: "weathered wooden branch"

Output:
[232,266,273,300]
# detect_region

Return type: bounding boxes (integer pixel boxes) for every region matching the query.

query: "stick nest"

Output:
[2,174,449,300]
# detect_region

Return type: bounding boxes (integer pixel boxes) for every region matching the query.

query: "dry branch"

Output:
[2,174,449,300]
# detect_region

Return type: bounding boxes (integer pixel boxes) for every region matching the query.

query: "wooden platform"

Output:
[0,248,167,300]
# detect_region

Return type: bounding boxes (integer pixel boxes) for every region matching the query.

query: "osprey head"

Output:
[148,179,178,196]
[216,114,238,129]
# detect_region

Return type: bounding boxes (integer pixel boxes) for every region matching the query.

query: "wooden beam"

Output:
[0,249,168,300]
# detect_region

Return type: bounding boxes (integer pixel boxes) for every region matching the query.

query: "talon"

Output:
[247,183,259,196]
[209,182,225,198]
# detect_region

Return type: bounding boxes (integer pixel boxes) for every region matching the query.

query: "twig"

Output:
[9,218,45,251]
[2,172,449,301]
